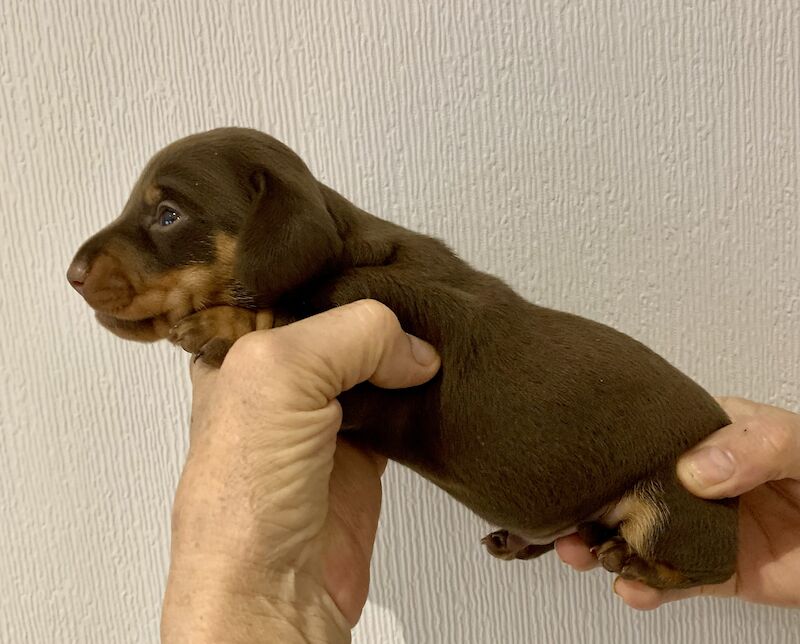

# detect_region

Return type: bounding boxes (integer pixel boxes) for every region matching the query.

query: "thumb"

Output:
[677,408,800,498]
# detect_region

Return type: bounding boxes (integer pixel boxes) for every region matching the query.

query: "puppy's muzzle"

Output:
[67,251,135,314]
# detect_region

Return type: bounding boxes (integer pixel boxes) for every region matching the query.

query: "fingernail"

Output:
[682,446,735,488]
[407,334,439,366]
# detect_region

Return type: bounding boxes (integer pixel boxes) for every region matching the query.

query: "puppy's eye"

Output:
[152,201,183,229]
[159,208,179,226]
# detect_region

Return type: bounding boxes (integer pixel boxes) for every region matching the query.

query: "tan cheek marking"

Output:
[617,480,669,559]
[126,289,170,320]
[109,231,240,322]
[207,232,239,305]
[123,266,213,322]
[214,232,238,273]
[169,266,215,317]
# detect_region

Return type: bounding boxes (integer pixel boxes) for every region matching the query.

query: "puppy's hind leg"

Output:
[593,467,738,589]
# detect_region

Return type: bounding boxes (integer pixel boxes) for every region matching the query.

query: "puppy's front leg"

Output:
[169,306,274,367]
[481,530,554,560]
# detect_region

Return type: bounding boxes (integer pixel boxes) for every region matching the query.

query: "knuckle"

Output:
[223,330,286,372]
[351,298,400,332]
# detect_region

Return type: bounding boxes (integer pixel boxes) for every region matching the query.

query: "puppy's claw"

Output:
[194,337,233,368]
[482,529,516,560]
[482,529,554,561]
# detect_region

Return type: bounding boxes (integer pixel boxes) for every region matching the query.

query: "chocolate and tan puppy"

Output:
[67,128,737,589]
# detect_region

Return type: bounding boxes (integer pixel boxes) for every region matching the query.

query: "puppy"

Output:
[67,128,737,589]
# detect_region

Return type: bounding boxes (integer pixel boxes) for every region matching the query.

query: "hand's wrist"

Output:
[162,555,351,644]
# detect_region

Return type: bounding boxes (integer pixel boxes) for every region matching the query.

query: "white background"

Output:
[1,1,799,642]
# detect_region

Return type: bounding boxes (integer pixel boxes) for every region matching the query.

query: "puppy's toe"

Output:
[482,529,515,559]
[170,306,260,356]
[596,537,633,573]
[594,537,689,588]
[481,529,552,561]
[169,315,212,354]
[195,337,233,368]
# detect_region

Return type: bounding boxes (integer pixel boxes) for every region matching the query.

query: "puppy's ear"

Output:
[235,170,343,303]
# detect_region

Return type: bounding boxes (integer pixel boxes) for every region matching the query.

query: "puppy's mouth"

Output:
[78,261,239,341]
[70,233,240,341]
[94,312,167,342]
[79,277,186,340]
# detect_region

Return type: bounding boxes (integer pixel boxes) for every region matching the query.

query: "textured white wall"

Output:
[1,1,798,642]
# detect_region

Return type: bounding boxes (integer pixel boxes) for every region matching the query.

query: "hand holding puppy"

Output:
[556,397,800,609]
[163,299,796,644]
[161,301,440,644]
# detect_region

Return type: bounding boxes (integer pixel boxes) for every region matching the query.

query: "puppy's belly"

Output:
[517,524,582,545]
[514,501,626,544]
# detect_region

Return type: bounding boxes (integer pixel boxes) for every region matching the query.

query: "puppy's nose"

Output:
[67,257,90,293]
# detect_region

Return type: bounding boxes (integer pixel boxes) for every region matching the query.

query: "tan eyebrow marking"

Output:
[144,184,163,206]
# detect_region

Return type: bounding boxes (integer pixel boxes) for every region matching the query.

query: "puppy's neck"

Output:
[318,182,406,269]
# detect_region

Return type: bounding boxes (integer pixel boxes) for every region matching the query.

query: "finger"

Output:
[555,534,599,571]
[225,299,441,407]
[613,576,736,611]
[715,396,797,423]
[324,440,385,625]
[714,396,763,422]
[677,413,800,498]
[290,299,441,392]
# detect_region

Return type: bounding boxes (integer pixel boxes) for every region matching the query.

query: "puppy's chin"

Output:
[95,312,170,342]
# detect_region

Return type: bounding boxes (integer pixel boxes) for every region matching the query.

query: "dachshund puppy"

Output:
[67,128,737,589]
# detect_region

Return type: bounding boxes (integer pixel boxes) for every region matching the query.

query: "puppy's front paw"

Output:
[482,529,517,560]
[193,337,234,368]
[481,529,553,560]
[169,306,268,366]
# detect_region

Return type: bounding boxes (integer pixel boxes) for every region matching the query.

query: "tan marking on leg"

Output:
[616,480,669,559]
[255,310,275,330]
[652,562,689,587]
[169,306,257,355]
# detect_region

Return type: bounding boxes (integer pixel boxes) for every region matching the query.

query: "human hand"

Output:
[556,397,800,610]
[160,300,440,643]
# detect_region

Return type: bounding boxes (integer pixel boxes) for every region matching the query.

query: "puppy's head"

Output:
[67,128,343,341]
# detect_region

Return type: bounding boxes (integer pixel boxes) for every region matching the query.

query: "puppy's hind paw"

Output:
[595,537,690,589]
